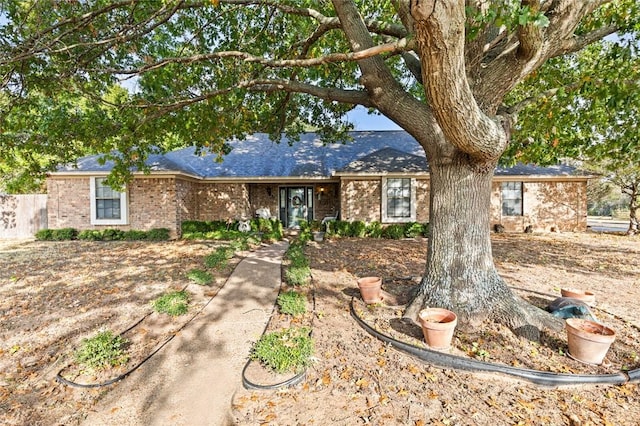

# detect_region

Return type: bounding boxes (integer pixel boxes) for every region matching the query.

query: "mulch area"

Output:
[233,232,640,425]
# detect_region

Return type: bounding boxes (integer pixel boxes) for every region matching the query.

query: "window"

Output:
[90,177,128,225]
[501,182,523,216]
[382,178,416,222]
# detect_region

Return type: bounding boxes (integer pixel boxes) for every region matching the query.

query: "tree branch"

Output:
[411,0,507,162]
[91,38,413,76]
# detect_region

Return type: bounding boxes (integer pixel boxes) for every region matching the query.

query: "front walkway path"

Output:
[82,241,288,426]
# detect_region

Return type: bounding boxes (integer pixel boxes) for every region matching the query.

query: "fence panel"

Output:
[0,194,48,239]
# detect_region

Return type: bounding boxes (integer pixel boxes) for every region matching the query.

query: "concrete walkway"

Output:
[82,241,288,426]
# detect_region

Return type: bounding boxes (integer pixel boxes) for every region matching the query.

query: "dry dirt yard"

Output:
[0,232,639,425]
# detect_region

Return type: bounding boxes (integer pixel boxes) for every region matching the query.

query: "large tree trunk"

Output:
[404,156,562,339]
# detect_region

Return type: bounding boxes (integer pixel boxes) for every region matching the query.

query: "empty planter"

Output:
[357,276,383,304]
[418,308,458,350]
[565,318,615,365]
[561,288,596,305]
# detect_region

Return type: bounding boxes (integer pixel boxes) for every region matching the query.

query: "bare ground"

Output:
[1,232,639,425]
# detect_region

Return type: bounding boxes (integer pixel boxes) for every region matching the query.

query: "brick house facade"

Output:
[46,132,589,237]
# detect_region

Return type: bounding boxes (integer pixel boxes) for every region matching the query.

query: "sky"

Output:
[344,106,402,131]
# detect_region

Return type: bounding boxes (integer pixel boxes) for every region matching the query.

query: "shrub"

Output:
[366,221,383,238]
[75,330,129,371]
[421,222,430,237]
[35,229,54,241]
[187,269,213,285]
[285,243,308,268]
[146,228,170,241]
[52,228,77,240]
[334,220,352,237]
[123,230,148,240]
[403,222,424,238]
[382,224,404,240]
[277,290,307,316]
[298,220,312,242]
[350,221,367,238]
[204,246,235,269]
[152,290,189,316]
[251,327,313,374]
[77,230,103,241]
[102,228,125,241]
[285,265,311,286]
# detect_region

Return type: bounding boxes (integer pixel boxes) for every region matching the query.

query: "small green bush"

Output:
[103,228,125,241]
[204,246,235,269]
[35,229,54,241]
[146,228,170,241]
[285,265,311,286]
[350,221,367,238]
[152,290,189,316]
[52,228,77,240]
[421,222,430,237]
[334,220,352,237]
[285,244,308,268]
[187,269,213,285]
[123,230,148,240]
[277,290,307,316]
[251,327,313,374]
[382,224,404,240]
[77,230,103,241]
[75,330,129,371]
[366,221,383,238]
[403,222,424,238]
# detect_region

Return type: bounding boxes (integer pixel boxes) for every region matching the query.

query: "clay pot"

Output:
[357,277,382,304]
[561,288,596,305]
[417,308,458,350]
[565,318,615,365]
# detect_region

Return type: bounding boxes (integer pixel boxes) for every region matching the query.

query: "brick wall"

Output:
[196,182,251,220]
[128,178,178,234]
[47,176,181,237]
[314,183,340,220]
[340,178,430,224]
[341,179,381,222]
[47,178,92,229]
[491,180,588,232]
[416,178,430,223]
[248,183,279,219]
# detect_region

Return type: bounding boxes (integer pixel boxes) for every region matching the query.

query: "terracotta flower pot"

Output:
[565,318,615,365]
[418,308,457,350]
[561,288,596,305]
[357,276,382,304]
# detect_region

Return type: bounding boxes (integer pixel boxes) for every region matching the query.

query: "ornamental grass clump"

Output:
[204,246,235,269]
[277,290,307,316]
[152,290,189,316]
[75,330,129,371]
[187,269,213,285]
[251,327,313,374]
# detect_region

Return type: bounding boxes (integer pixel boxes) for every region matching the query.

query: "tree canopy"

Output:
[1,0,639,334]
[1,1,637,191]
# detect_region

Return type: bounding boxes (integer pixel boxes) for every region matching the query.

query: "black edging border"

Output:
[55,271,230,388]
[242,243,316,391]
[350,297,640,387]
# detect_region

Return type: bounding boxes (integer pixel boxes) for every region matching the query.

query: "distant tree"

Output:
[1,1,638,338]
[506,40,640,235]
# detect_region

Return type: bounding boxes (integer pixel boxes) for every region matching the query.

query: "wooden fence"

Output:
[0,194,47,239]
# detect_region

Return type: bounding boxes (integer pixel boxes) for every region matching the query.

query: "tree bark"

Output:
[403,154,562,339]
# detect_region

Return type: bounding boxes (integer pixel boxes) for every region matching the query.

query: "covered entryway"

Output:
[279,187,313,228]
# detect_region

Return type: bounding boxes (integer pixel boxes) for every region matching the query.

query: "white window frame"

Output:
[90,177,129,225]
[501,181,523,217]
[382,177,416,223]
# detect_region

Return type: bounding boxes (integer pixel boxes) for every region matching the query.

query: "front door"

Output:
[279,187,313,228]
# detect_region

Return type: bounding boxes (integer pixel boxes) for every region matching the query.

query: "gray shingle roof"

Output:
[57,131,582,178]
[337,147,428,174]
